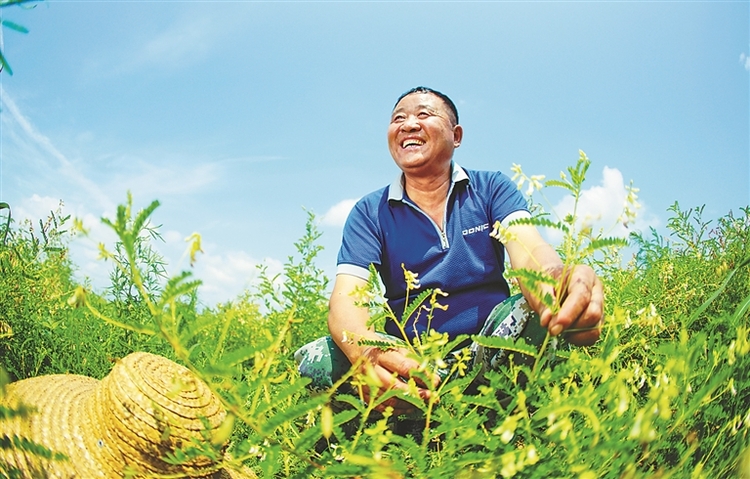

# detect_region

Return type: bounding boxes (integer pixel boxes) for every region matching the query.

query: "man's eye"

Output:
[418,111,430,118]
[392,115,405,122]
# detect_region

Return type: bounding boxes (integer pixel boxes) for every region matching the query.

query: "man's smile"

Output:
[401,138,425,148]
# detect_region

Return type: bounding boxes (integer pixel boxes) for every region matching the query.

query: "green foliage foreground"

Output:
[1,161,749,478]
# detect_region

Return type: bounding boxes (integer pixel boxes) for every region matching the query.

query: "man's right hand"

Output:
[328,273,438,415]
[354,345,436,415]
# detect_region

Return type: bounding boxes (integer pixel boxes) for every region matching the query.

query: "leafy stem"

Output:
[498,151,632,373]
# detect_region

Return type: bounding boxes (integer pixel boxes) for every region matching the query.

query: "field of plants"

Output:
[1,156,749,478]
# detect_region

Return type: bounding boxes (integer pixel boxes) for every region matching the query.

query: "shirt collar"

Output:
[388,162,469,202]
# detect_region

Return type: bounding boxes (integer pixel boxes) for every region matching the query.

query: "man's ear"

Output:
[453,124,463,148]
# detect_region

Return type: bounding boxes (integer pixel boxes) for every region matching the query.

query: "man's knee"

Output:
[295,336,349,390]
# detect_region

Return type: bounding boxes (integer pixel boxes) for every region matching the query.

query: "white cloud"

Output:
[191,248,284,307]
[10,197,117,292]
[144,229,285,307]
[321,199,358,227]
[8,197,113,292]
[162,229,184,245]
[67,211,121,291]
[111,7,250,75]
[111,157,220,199]
[12,194,64,224]
[741,53,750,71]
[543,166,659,245]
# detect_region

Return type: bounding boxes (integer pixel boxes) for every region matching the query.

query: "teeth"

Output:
[402,139,424,148]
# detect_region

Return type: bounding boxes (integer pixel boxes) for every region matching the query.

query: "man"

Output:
[296,86,603,415]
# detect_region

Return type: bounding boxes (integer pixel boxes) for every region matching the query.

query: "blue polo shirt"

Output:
[337,163,530,341]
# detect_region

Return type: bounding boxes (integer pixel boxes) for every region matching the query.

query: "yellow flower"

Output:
[401,263,421,290]
[490,221,517,245]
[526,174,546,196]
[185,232,204,267]
[429,288,449,311]
[67,286,87,308]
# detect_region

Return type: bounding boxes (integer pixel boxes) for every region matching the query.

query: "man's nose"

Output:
[401,115,421,131]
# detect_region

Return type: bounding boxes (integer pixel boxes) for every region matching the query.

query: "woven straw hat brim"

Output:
[1,374,100,478]
[1,352,256,479]
[89,353,226,477]
[110,352,225,439]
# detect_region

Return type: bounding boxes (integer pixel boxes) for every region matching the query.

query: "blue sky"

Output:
[0,1,747,307]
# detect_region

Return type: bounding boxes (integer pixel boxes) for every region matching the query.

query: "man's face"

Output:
[387,93,462,175]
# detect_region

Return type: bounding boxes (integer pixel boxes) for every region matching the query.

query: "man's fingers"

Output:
[360,348,433,399]
[360,385,417,415]
[548,266,603,336]
[563,277,604,345]
[373,348,438,389]
[572,274,603,329]
[378,349,420,376]
[563,324,602,346]
[361,365,430,415]
[537,283,556,328]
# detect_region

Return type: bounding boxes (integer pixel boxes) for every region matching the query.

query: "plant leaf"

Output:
[544,179,576,193]
[0,52,12,75]
[401,288,432,323]
[508,215,570,233]
[1,19,28,33]
[582,236,629,255]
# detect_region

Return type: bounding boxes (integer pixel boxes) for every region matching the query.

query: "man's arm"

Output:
[503,223,603,346]
[328,273,434,413]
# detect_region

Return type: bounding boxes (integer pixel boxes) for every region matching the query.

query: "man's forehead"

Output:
[392,93,447,114]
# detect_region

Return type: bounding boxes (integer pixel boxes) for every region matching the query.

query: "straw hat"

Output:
[0,352,256,479]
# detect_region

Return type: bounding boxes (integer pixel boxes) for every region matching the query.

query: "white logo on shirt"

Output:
[462,223,489,236]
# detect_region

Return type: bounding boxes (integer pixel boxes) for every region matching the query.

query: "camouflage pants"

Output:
[294,293,554,391]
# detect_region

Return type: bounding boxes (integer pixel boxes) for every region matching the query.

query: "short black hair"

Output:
[394,86,459,125]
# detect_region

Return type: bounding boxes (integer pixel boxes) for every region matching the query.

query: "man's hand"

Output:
[328,273,438,415]
[539,264,603,346]
[355,345,438,415]
[504,223,604,346]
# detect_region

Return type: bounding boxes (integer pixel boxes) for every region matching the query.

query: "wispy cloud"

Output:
[321,198,358,227]
[111,157,220,199]
[220,156,287,166]
[740,53,750,71]
[107,7,249,76]
[0,86,114,212]
[0,87,219,216]
[137,18,214,70]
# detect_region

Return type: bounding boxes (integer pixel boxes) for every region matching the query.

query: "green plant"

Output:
[0,0,37,76]
[0,203,79,379]
[492,151,631,319]
[253,210,330,351]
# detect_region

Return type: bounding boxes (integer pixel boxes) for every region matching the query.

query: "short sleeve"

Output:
[487,172,528,224]
[337,194,384,278]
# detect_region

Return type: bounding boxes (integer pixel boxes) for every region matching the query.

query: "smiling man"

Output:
[295,86,603,415]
